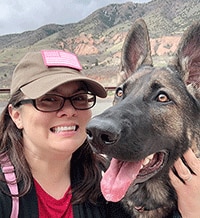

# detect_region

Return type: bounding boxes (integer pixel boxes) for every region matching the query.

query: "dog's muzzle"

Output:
[86,115,120,152]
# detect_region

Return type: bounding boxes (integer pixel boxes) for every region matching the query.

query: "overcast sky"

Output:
[0,0,150,36]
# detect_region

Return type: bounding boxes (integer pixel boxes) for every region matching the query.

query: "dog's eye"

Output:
[157,93,170,102]
[116,88,123,98]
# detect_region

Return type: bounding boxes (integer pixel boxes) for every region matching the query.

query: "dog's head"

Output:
[86,19,200,205]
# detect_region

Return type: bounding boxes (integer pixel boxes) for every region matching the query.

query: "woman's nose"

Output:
[57,99,77,117]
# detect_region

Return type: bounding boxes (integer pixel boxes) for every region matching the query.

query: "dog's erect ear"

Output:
[118,19,153,84]
[170,21,200,87]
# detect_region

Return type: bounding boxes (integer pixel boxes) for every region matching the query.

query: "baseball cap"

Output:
[10,50,107,99]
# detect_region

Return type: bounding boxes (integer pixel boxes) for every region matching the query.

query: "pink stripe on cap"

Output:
[41,50,82,70]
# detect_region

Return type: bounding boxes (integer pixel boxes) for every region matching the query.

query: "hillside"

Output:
[0,0,199,88]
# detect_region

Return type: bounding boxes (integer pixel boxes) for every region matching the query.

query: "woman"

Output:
[0,50,130,217]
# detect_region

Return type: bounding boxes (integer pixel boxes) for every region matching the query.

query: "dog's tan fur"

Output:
[87,19,200,217]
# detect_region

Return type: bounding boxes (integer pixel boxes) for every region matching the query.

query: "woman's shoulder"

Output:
[0,179,38,218]
[0,180,12,217]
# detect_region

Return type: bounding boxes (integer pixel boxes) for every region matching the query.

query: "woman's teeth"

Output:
[53,126,77,133]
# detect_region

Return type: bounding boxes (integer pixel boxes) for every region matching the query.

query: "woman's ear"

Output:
[8,104,23,129]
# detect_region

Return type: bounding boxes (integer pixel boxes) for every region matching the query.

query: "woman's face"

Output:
[9,81,92,159]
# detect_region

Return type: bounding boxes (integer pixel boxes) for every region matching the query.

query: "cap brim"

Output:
[20,73,107,99]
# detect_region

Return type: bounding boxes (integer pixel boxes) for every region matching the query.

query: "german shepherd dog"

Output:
[86,19,200,217]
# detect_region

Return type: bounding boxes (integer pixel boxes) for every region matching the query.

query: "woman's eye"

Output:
[74,97,84,101]
[73,94,87,101]
[157,93,169,102]
[40,96,58,102]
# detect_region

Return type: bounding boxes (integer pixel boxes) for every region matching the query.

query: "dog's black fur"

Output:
[86,19,200,218]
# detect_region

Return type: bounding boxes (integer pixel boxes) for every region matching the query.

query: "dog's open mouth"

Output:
[101,151,167,202]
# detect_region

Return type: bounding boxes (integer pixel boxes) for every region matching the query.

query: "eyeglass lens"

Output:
[35,93,96,111]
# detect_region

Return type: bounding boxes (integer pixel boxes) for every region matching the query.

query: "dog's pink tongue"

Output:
[101,158,142,202]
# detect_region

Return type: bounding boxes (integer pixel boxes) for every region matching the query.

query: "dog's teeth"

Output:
[143,158,150,166]
[142,154,155,166]
[147,154,154,160]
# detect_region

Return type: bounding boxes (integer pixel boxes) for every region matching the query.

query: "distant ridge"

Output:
[0,0,199,87]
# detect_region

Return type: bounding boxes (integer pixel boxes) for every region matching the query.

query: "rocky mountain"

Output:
[0,0,199,88]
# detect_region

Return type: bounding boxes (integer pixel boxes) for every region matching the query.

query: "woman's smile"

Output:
[51,125,78,133]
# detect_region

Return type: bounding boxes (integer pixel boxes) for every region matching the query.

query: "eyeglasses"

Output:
[14,92,96,112]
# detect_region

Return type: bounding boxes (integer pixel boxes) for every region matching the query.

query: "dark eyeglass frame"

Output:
[14,92,96,112]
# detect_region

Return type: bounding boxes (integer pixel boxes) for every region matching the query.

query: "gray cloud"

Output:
[0,0,150,35]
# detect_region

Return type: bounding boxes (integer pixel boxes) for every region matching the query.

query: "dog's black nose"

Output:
[86,116,120,150]
[86,128,118,145]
